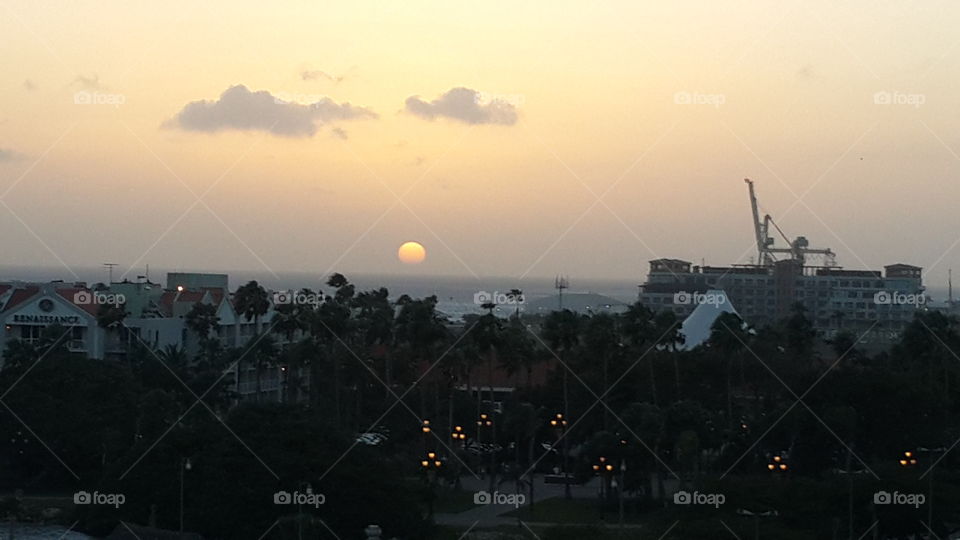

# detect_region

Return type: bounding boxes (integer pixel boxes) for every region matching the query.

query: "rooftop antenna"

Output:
[103,263,118,284]
[555,275,569,310]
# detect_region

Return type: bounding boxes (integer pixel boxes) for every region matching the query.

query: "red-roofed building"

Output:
[0,282,107,365]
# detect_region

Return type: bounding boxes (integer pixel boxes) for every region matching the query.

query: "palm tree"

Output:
[583,313,619,431]
[246,333,278,403]
[353,287,395,399]
[185,301,221,368]
[707,312,748,429]
[311,275,356,425]
[233,281,269,401]
[498,317,538,390]
[652,310,684,397]
[621,402,665,501]
[474,302,502,409]
[394,295,449,420]
[621,302,658,405]
[97,302,129,356]
[542,309,580,499]
[234,281,269,332]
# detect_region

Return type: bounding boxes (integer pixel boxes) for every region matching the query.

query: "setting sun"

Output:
[398,241,426,264]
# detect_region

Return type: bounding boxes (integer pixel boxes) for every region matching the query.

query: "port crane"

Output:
[744,178,836,267]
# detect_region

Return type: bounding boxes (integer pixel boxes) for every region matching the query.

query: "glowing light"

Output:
[398,241,426,264]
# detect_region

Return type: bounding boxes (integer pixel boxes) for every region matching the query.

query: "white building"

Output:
[0,282,109,367]
[0,274,301,404]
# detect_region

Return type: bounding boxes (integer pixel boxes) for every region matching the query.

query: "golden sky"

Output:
[2,1,959,286]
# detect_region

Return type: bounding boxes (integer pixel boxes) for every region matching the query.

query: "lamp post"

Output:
[478,414,495,492]
[618,459,626,530]
[592,456,615,520]
[550,413,570,499]
[179,457,192,538]
[420,452,443,520]
[904,447,947,529]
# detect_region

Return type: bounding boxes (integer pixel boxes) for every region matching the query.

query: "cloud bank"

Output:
[165,85,377,137]
[405,87,518,125]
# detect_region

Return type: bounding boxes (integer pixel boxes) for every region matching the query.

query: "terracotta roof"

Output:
[200,287,226,305]
[54,288,101,316]
[1,286,40,313]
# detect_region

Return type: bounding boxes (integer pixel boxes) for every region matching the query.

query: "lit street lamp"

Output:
[549,413,571,499]
[766,454,788,474]
[477,414,495,492]
[420,452,443,520]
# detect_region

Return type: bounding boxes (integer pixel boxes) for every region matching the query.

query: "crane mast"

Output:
[743,178,836,268]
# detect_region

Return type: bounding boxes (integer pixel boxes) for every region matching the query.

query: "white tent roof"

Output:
[678,290,739,350]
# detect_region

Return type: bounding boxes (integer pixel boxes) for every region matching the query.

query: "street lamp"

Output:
[477,414,495,491]
[904,447,947,527]
[421,419,432,434]
[549,413,571,499]
[766,454,788,473]
[592,456,615,496]
[451,425,466,444]
[420,452,443,520]
[179,457,192,538]
[898,450,917,467]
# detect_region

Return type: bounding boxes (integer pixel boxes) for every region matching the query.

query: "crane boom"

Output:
[743,178,836,267]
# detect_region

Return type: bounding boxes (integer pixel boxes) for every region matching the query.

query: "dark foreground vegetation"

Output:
[2,274,960,538]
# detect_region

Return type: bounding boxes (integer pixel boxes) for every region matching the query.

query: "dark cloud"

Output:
[405,87,518,125]
[164,85,377,137]
[330,127,348,140]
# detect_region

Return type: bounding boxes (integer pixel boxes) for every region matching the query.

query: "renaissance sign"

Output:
[12,313,82,325]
